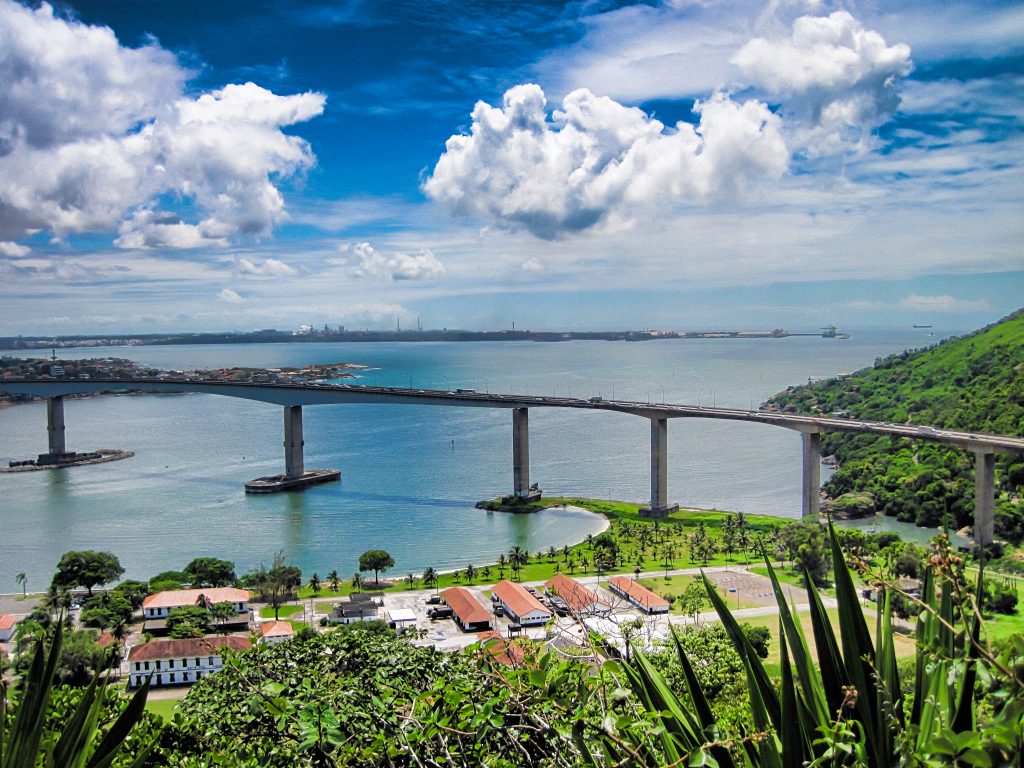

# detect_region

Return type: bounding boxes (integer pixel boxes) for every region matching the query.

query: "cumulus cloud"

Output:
[341,241,446,281]
[218,288,244,304]
[0,1,325,248]
[733,11,912,155]
[0,241,30,257]
[235,257,297,277]
[899,294,990,312]
[424,84,787,239]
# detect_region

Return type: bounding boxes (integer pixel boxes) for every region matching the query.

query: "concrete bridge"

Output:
[3,378,1022,545]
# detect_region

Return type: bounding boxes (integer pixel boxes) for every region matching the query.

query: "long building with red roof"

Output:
[441,587,492,632]
[127,635,251,688]
[545,574,605,615]
[492,581,551,626]
[607,576,670,614]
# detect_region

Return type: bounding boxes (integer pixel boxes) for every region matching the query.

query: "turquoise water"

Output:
[0,329,945,587]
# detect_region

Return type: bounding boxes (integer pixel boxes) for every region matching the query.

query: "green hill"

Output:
[766,310,1024,543]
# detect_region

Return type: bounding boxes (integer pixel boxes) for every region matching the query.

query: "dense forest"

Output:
[766,310,1024,543]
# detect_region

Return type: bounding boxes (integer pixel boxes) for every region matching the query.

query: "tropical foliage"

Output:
[765,310,1024,541]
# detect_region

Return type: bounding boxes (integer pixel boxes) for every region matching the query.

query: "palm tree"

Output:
[327,569,341,593]
[308,572,321,596]
[422,567,438,593]
[15,571,27,597]
[351,572,363,593]
[497,554,507,579]
[405,572,416,588]
[482,565,492,579]
[464,563,477,584]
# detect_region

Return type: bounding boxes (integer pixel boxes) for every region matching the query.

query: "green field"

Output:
[145,697,183,722]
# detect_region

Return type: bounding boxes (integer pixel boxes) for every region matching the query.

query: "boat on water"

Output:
[913,324,933,328]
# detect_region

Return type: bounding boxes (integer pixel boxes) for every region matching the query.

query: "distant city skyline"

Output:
[0,0,1021,334]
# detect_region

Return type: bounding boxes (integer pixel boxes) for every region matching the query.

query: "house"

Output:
[127,636,251,688]
[330,593,382,625]
[492,581,551,626]
[384,608,418,633]
[476,630,525,666]
[545,574,606,615]
[142,587,250,619]
[0,615,17,642]
[607,576,670,614]
[440,587,492,632]
[260,621,294,644]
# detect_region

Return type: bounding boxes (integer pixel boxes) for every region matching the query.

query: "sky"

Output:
[0,0,1021,335]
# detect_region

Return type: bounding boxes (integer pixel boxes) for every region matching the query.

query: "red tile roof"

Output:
[545,574,604,613]
[0,615,16,631]
[608,576,670,610]
[476,631,526,666]
[142,587,249,610]
[261,621,294,638]
[128,635,251,661]
[441,588,492,626]
[492,581,550,620]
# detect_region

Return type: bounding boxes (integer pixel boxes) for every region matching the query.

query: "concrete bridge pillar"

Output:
[283,405,305,479]
[46,396,67,456]
[512,407,531,497]
[640,417,678,518]
[974,451,995,548]
[802,431,822,518]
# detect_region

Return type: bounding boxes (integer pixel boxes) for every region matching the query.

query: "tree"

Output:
[15,570,27,597]
[464,563,477,584]
[80,591,133,630]
[51,550,124,596]
[210,601,239,634]
[183,557,237,587]
[679,579,708,626]
[309,572,322,596]
[351,572,363,593]
[359,550,395,586]
[327,569,341,593]
[422,567,438,593]
[166,605,210,638]
[259,551,303,621]
[404,572,416,588]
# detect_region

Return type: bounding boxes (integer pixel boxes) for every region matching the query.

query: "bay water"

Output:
[0,328,945,588]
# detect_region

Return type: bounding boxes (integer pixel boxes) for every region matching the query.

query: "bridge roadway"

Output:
[3,378,1022,544]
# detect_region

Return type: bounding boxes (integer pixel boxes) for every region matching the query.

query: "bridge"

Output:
[3,378,1022,545]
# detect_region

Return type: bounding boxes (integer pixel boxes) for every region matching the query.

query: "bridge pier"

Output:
[512,408,537,499]
[245,405,340,493]
[974,451,995,548]
[639,417,678,518]
[46,396,67,456]
[802,431,822,518]
[284,405,305,478]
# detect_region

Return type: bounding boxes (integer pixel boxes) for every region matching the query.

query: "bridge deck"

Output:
[2,378,1021,454]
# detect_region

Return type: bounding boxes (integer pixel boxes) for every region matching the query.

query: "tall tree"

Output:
[15,571,27,597]
[421,567,438,593]
[51,551,124,596]
[351,572,363,593]
[183,557,236,587]
[327,569,341,593]
[308,572,322,596]
[358,550,395,585]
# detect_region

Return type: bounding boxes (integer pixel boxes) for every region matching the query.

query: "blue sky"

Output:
[0,0,1021,334]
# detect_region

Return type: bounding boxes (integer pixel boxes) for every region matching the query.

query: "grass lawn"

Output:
[289,498,792,598]
[259,603,304,619]
[145,697,182,722]
[736,605,918,669]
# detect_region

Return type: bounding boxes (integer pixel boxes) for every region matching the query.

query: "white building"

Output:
[127,636,251,688]
[492,581,551,627]
[141,587,250,620]
[0,614,16,642]
[260,620,295,644]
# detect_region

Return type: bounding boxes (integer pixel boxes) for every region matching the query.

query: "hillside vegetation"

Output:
[766,310,1024,542]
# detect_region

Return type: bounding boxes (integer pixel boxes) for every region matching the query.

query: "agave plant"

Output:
[601,524,1023,767]
[0,620,153,768]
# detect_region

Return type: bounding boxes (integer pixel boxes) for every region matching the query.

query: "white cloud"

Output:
[899,294,990,312]
[0,1,325,248]
[0,241,30,257]
[733,11,912,156]
[235,257,297,277]
[521,256,544,272]
[218,287,244,304]
[424,84,787,239]
[341,241,446,281]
